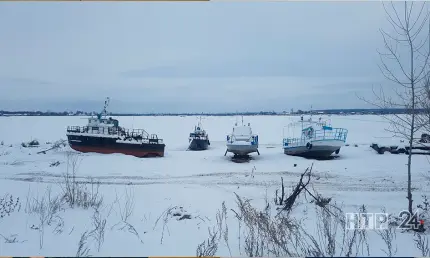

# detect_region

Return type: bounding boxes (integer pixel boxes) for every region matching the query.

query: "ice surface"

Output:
[0,115,429,256]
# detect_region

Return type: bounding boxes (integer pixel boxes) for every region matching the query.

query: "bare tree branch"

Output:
[361,1,430,215]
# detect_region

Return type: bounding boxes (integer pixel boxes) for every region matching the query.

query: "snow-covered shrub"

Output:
[61,177,103,210]
[197,168,374,257]
[61,152,103,210]
[51,139,67,152]
[414,233,430,256]
[417,195,430,232]
[196,202,228,257]
[25,187,64,226]
[61,173,103,210]
[0,194,20,219]
[196,227,219,257]
[198,193,374,257]
[21,139,40,147]
[76,231,92,257]
[0,151,10,156]
[28,139,39,146]
[24,187,66,249]
[199,170,430,257]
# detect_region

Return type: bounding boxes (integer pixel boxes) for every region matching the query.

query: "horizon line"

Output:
[0,107,412,115]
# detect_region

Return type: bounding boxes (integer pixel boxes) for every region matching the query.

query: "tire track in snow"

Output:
[3,176,424,193]
[3,169,428,193]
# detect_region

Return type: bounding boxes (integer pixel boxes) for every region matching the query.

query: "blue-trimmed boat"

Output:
[224,117,260,157]
[282,116,348,158]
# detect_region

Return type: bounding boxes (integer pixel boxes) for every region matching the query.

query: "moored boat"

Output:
[66,98,165,157]
[225,117,260,156]
[282,116,348,158]
[188,117,210,151]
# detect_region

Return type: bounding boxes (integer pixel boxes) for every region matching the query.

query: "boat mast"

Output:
[102,97,110,117]
[310,105,313,122]
[196,115,202,130]
[97,97,110,119]
[301,115,304,131]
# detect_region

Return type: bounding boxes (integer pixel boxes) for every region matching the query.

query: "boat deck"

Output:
[66,126,163,144]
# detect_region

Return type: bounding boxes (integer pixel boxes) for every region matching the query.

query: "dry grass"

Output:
[60,151,103,210]
[196,166,430,257]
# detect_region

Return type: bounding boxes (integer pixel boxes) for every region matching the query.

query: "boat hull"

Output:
[67,134,165,157]
[226,144,259,156]
[283,140,343,158]
[188,139,210,151]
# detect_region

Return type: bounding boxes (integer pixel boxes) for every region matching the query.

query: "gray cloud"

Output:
[0,2,419,112]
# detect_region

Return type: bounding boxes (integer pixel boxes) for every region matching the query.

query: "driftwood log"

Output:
[37,139,67,154]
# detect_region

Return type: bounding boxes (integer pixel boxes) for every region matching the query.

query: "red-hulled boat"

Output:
[66,98,165,157]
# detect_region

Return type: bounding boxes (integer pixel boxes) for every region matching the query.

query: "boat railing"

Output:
[124,129,150,139]
[67,126,117,135]
[283,137,304,147]
[67,126,158,141]
[312,128,348,142]
[283,128,348,147]
[148,134,163,144]
[190,135,208,140]
[190,133,208,140]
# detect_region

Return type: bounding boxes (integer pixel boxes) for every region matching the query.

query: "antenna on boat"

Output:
[241,116,244,126]
[196,115,202,130]
[102,97,110,117]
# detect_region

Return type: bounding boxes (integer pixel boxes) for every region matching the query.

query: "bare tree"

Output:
[416,62,430,139]
[360,1,430,215]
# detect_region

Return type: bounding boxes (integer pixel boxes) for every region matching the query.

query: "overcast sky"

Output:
[0,2,418,113]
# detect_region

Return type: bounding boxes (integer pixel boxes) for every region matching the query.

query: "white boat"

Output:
[225,118,260,156]
[282,116,348,158]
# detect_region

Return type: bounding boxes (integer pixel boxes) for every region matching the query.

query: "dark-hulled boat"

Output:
[188,118,210,151]
[66,98,165,157]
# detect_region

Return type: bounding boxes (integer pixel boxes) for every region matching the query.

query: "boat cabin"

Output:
[301,124,335,139]
[232,125,253,141]
[190,126,208,139]
[283,117,347,148]
[227,123,258,144]
[87,117,119,128]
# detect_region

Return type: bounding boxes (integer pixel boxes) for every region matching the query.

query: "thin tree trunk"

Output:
[360,1,430,216]
[408,35,415,215]
[408,119,414,215]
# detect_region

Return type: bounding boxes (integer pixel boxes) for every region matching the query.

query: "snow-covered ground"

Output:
[0,115,429,256]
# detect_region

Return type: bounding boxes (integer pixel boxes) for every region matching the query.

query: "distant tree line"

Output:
[0,108,425,116]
